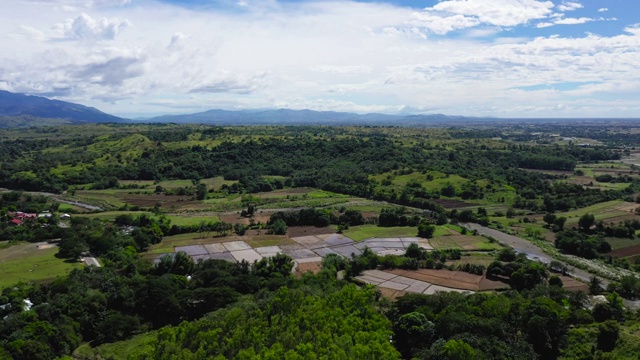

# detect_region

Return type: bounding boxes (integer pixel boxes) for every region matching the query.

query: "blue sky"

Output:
[2,0,639,118]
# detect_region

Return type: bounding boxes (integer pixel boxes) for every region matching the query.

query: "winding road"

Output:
[0,188,103,211]
[461,223,608,286]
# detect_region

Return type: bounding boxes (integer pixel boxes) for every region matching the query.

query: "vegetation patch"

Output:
[342,225,418,241]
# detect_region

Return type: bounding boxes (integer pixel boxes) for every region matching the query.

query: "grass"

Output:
[166,214,220,227]
[0,243,83,289]
[155,179,194,189]
[57,203,88,213]
[75,211,153,221]
[245,236,297,248]
[342,225,418,241]
[606,237,640,250]
[73,331,157,360]
[448,253,496,267]
[429,237,462,250]
[200,176,237,190]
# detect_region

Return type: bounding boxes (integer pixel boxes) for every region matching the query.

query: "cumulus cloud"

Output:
[310,65,373,74]
[408,13,480,35]
[19,0,131,7]
[554,17,593,25]
[424,0,554,27]
[50,13,130,41]
[2,0,640,118]
[189,73,267,95]
[557,2,583,12]
[598,8,608,12]
[72,53,145,85]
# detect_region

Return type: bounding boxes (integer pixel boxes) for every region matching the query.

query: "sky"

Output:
[1,0,639,118]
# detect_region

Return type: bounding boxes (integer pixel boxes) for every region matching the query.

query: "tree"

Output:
[196,183,207,200]
[549,275,563,287]
[579,213,595,231]
[589,276,602,295]
[393,312,435,358]
[418,222,436,238]
[543,212,556,227]
[269,218,288,235]
[597,320,620,352]
[553,216,567,231]
[510,262,548,291]
[498,248,517,262]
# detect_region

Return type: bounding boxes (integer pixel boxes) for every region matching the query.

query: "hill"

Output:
[0,90,126,127]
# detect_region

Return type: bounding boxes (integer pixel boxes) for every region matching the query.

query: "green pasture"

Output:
[606,237,640,251]
[201,176,238,190]
[0,244,82,289]
[73,331,157,360]
[342,225,418,241]
[74,211,153,221]
[166,214,221,227]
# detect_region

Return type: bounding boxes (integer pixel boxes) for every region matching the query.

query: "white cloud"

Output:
[50,13,130,41]
[424,0,554,27]
[2,0,640,118]
[598,8,608,12]
[408,13,480,35]
[536,22,554,28]
[557,2,583,12]
[554,17,592,25]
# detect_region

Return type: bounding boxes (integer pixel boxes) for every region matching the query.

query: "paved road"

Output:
[461,223,607,286]
[0,188,103,211]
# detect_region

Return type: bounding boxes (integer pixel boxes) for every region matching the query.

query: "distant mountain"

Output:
[0,90,126,127]
[146,108,471,126]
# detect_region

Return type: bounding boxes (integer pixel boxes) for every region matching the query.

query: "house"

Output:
[38,211,52,218]
[9,219,22,226]
[60,213,71,219]
[15,212,37,220]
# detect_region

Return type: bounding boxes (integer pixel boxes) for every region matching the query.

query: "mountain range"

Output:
[1,90,635,128]
[0,90,125,126]
[0,90,476,128]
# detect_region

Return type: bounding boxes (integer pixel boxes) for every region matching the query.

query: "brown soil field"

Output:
[614,202,640,213]
[387,268,505,291]
[520,169,573,176]
[601,214,640,225]
[592,169,636,174]
[294,261,322,275]
[120,193,208,211]
[218,214,249,225]
[610,244,640,258]
[378,287,408,300]
[478,277,510,291]
[432,199,477,209]
[287,226,336,238]
[558,275,589,292]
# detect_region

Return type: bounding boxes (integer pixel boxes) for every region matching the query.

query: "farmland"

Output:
[3,123,640,359]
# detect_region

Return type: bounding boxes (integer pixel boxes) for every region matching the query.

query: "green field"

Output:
[606,237,640,251]
[0,243,83,289]
[166,214,221,226]
[73,331,157,360]
[428,236,463,250]
[75,210,153,221]
[342,225,418,241]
